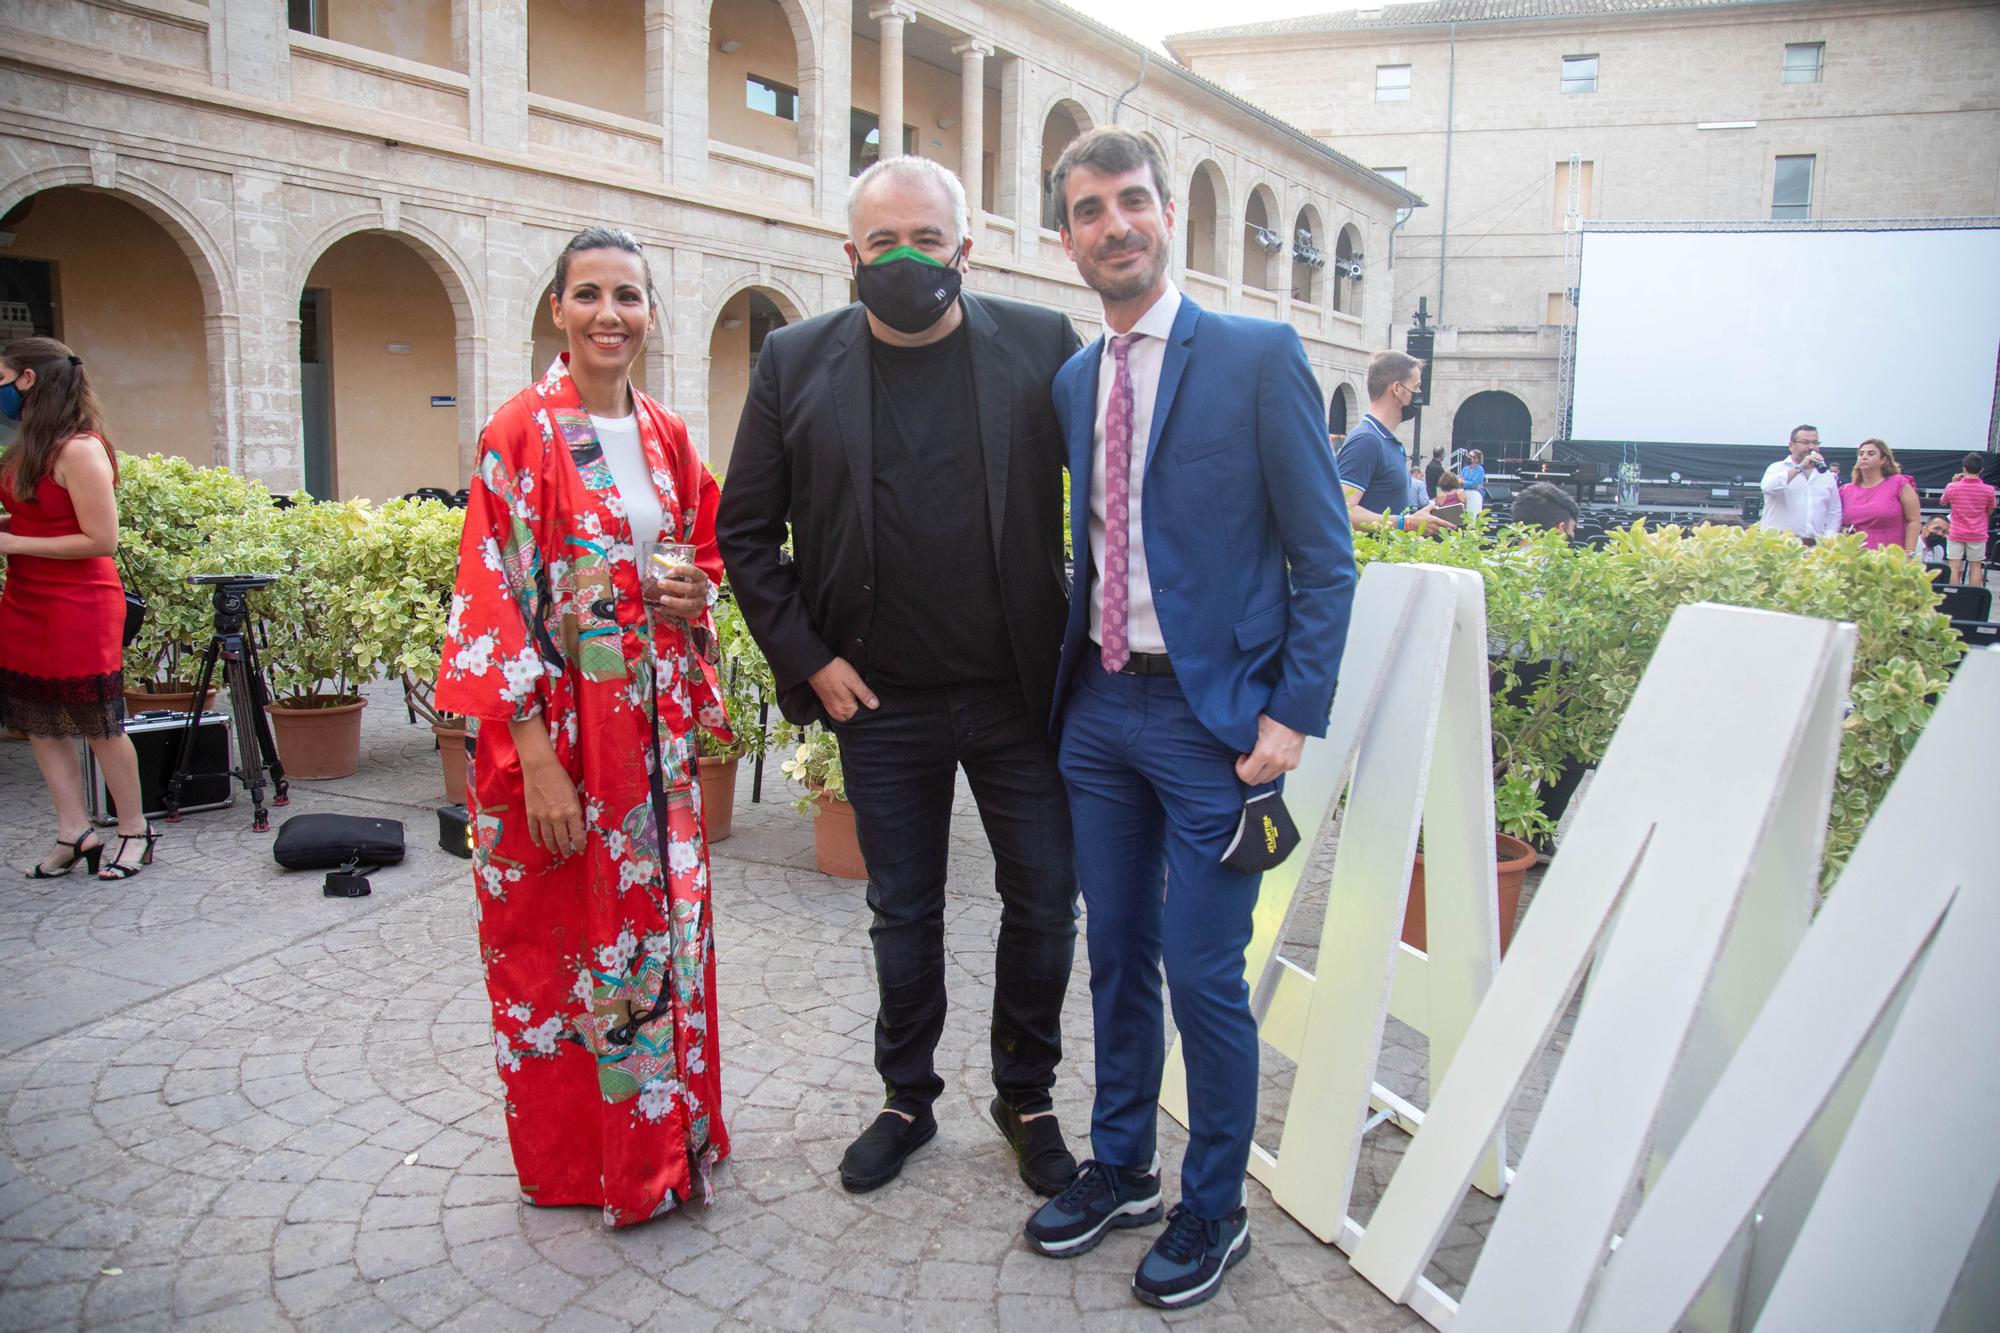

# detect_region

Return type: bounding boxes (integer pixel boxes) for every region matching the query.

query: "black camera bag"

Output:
[273,814,405,897]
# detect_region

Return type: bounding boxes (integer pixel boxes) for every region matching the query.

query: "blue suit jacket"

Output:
[1051,296,1356,752]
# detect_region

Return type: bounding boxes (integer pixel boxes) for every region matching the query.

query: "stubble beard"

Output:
[1086,241,1166,305]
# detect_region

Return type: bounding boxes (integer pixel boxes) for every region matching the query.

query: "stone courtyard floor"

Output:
[0,680,1556,1330]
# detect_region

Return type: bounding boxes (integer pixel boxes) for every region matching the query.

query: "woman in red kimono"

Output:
[437,228,732,1225]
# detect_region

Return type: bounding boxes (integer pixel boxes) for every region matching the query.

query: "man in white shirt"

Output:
[1760,424,1838,543]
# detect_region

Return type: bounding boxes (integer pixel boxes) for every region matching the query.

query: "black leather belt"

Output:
[1094,644,1175,677]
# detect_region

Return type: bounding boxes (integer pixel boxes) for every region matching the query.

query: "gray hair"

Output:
[846,156,970,248]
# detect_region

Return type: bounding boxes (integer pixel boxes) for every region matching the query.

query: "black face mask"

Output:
[854,244,964,335]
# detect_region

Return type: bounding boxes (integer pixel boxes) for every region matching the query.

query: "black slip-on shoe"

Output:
[990,1096,1079,1197]
[1131,1202,1251,1310]
[838,1109,938,1193]
[1023,1156,1164,1257]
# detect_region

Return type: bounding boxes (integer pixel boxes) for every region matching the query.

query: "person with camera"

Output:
[1759,424,1839,544]
[0,337,154,880]
[435,227,732,1227]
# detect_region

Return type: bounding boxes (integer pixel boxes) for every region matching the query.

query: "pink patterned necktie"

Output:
[1100,333,1139,674]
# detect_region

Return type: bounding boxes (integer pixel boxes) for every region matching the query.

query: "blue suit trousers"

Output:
[1057,655,1262,1220]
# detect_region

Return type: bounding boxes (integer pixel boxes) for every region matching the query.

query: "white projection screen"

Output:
[1570,226,2000,450]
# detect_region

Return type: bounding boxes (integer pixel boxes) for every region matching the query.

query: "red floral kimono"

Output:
[436,357,732,1226]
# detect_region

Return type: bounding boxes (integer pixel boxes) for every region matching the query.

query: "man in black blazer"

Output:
[717,156,1082,1199]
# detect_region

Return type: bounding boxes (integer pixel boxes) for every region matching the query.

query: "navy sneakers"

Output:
[1131,1202,1251,1309]
[1022,1156,1164,1257]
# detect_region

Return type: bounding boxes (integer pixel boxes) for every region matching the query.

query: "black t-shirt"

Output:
[865,324,1012,690]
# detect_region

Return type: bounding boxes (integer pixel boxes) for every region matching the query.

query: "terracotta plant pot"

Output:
[698,754,739,843]
[811,788,867,880]
[435,722,468,805]
[1403,832,1538,957]
[266,695,367,780]
[125,682,218,716]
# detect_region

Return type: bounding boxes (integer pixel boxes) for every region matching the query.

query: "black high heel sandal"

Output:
[28,831,103,879]
[97,824,158,880]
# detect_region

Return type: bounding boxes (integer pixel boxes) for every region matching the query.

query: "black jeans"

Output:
[830,680,1077,1116]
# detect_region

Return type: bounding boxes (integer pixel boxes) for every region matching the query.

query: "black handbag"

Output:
[273,813,405,897]
[121,590,146,648]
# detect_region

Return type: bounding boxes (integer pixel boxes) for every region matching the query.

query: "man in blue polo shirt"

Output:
[1337,350,1454,535]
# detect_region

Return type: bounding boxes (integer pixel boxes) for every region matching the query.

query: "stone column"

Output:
[456,0,527,151]
[208,0,291,100]
[230,169,304,491]
[952,40,991,228]
[869,4,915,161]
[667,0,711,187]
[996,54,1031,261]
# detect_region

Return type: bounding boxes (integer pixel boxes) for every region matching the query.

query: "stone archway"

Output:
[0,185,219,464]
[708,0,821,164]
[292,214,484,494]
[1185,159,1228,278]
[1292,203,1326,306]
[1328,382,1357,437]
[1243,183,1279,291]
[706,283,804,471]
[1453,389,1534,461]
[294,228,480,500]
[1039,98,1092,230]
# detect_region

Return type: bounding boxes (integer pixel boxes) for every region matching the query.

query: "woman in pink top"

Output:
[1939,452,1995,586]
[1837,438,1918,553]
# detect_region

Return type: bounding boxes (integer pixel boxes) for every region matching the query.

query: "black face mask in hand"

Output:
[854,244,964,335]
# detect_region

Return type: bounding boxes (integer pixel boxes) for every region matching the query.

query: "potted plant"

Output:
[116,454,275,713]
[348,497,467,800]
[1354,516,1960,944]
[216,497,379,780]
[780,725,865,879]
[694,591,774,842]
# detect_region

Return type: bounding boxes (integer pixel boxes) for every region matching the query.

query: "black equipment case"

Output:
[86,709,235,825]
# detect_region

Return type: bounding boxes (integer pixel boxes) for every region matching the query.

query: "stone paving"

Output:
[0,680,1556,1330]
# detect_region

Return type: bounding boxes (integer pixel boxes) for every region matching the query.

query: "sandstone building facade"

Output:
[1,0,1412,499]
[1169,0,2000,458]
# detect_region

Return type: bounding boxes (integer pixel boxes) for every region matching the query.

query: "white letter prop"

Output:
[1574,646,2000,1333]
[1353,603,1854,1326]
[1159,561,1508,1244]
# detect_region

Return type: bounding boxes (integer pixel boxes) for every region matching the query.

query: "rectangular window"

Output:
[1772,154,1815,220]
[1375,166,1410,224]
[1375,65,1410,102]
[1561,55,1598,94]
[1783,42,1824,83]
[1552,159,1596,227]
[746,75,798,121]
[1546,291,1572,325]
[287,0,324,36]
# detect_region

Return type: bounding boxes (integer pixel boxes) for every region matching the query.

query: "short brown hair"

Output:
[1857,437,1901,478]
[1964,452,1986,475]
[1367,351,1421,400]
[1437,470,1462,491]
[1048,127,1170,230]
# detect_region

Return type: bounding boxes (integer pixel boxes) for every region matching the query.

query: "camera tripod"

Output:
[166,575,289,832]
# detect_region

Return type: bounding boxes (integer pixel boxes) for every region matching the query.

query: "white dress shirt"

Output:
[1087,282,1182,655]
[1760,455,1838,539]
[590,412,664,549]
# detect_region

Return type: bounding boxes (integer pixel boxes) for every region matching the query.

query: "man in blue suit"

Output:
[1021,127,1355,1311]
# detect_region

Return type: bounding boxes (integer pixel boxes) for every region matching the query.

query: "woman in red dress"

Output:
[435,229,733,1225]
[0,337,154,879]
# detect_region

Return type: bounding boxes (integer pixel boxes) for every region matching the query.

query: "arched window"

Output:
[1291,205,1325,306]
[1332,223,1362,314]
[1039,100,1091,230]
[709,0,814,163]
[1242,185,1279,291]
[1185,160,1226,276]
